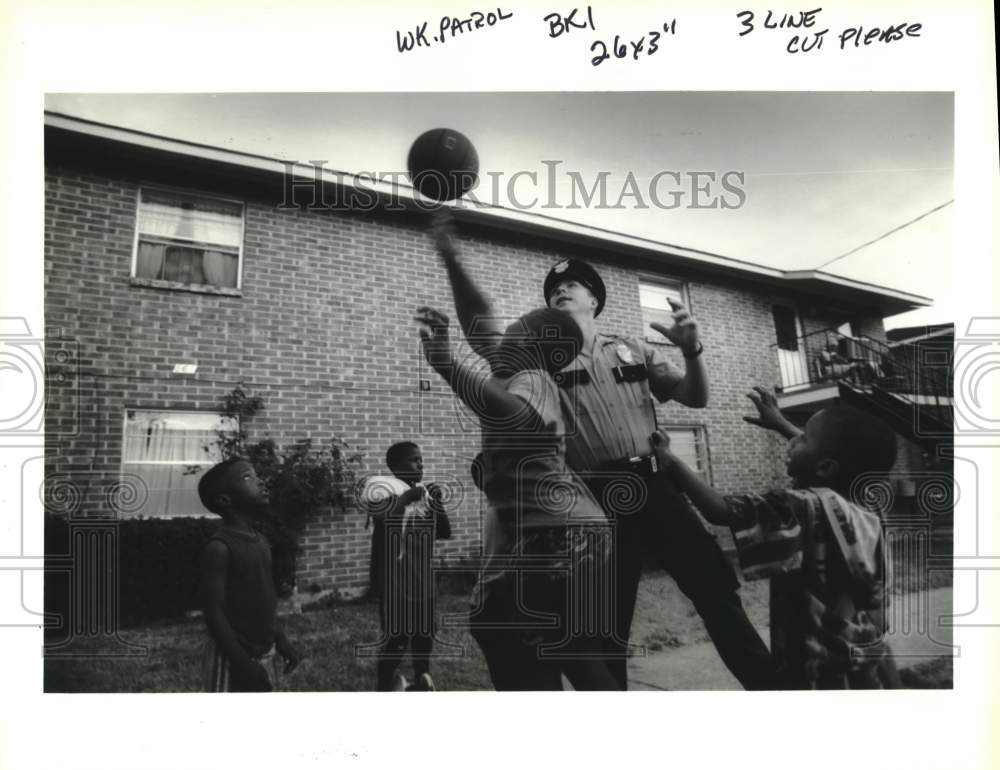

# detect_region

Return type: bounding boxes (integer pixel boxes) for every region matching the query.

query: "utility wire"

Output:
[815,199,954,271]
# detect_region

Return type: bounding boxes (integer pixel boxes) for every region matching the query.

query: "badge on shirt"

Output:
[616,344,635,365]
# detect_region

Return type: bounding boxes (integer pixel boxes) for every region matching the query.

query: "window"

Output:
[662,425,711,483]
[837,321,866,338]
[121,410,237,518]
[772,305,800,351]
[132,188,244,290]
[639,279,687,344]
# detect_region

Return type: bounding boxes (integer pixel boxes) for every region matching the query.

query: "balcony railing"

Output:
[769,328,952,415]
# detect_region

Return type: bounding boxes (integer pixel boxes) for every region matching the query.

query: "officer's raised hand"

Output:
[649,298,700,355]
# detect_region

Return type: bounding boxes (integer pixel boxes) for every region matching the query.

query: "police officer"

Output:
[543,257,773,690]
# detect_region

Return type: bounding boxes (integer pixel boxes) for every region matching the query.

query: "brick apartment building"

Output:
[43,112,947,600]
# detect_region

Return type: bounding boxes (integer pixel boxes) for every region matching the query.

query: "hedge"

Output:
[45,514,299,626]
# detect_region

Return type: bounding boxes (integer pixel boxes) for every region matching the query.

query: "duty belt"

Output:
[599,454,659,477]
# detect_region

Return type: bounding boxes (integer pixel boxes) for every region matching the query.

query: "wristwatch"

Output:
[682,342,704,359]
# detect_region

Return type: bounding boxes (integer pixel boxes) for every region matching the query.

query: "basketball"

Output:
[407,128,479,202]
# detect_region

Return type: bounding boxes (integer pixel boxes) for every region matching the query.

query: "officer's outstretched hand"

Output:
[415,306,453,373]
[649,298,700,355]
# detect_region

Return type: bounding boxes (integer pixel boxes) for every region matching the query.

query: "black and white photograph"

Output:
[2,3,997,770]
[39,91,956,695]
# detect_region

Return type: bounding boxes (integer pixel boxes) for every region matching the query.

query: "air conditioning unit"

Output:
[838,338,866,359]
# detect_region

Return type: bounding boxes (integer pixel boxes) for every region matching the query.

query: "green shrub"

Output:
[206,384,364,590]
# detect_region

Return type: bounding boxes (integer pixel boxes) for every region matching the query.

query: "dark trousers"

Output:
[373,519,437,690]
[586,471,775,690]
[468,524,620,691]
[376,588,436,691]
[471,625,564,691]
[368,519,385,600]
[469,576,559,690]
[470,591,617,691]
[376,629,434,690]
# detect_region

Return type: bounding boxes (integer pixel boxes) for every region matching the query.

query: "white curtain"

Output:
[136,192,241,287]
[124,412,229,518]
[202,250,238,287]
[137,243,238,288]
[137,196,242,248]
[135,242,165,280]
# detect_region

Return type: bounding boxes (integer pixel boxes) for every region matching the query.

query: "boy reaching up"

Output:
[652,389,898,689]
[417,304,619,690]
[198,458,300,692]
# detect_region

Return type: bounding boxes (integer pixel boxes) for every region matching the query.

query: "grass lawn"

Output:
[44,542,952,692]
[45,569,770,693]
[45,588,492,693]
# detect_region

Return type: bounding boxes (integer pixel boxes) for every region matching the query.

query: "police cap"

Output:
[543,258,607,317]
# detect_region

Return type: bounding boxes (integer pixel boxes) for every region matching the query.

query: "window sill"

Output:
[130,277,243,297]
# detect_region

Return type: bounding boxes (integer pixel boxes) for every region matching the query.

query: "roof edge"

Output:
[783,270,933,307]
[44,111,933,312]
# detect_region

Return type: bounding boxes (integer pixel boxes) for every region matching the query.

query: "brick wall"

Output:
[44,161,876,595]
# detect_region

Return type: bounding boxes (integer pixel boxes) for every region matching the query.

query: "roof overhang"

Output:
[44,111,933,317]
[782,271,932,317]
[887,326,956,347]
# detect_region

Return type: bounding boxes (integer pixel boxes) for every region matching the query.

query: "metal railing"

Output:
[769,327,952,418]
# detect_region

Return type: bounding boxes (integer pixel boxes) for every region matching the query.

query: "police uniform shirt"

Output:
[555,334,684,471]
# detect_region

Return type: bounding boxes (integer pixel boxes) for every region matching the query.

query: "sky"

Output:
[45,92,954,329]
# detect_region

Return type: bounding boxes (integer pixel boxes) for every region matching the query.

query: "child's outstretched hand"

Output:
[415,306,453,372]
[650,428,676,470]
[430,209,457,257]
[743,386,799,439]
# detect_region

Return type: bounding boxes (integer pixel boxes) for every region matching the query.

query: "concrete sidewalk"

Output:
[625,586,954,690]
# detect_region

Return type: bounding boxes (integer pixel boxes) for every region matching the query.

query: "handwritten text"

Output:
[396,8,514,53]
[735,8,922,55]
